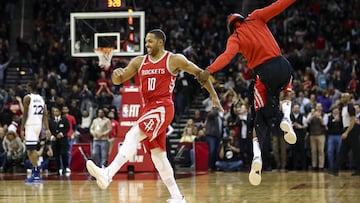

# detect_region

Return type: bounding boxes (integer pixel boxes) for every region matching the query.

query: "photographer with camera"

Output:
[215,129,243,172]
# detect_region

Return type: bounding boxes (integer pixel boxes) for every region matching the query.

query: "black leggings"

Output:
[252,56,293,148]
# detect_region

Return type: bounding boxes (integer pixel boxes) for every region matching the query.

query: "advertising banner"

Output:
[109,86,156,172]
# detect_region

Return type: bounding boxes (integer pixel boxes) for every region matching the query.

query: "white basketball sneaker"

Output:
[249,156,262,186]
[86,160,111,190]
[167,196,186,203]
[280,118,297,144]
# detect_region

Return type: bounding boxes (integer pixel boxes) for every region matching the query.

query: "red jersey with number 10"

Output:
[139,51,177,105]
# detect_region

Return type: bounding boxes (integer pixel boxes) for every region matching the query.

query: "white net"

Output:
[94,47,114,69]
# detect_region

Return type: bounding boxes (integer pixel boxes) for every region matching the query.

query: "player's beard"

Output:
[148,46,160,58]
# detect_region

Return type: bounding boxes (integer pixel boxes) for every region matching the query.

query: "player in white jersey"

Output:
[20,82,51,183]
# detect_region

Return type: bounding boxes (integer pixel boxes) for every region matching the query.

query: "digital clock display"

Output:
[107,0,122,8]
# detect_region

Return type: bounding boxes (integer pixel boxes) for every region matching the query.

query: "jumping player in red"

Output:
[197,0,297,186]
[86,29,223,203]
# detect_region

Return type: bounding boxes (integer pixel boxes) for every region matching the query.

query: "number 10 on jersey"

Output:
[148,78,156,91]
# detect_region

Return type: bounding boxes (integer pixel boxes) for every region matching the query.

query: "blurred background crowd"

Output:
[0,0,359,174]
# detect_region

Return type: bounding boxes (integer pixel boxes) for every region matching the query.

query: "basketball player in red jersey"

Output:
[86,29,223,203]
[197,0,297,186]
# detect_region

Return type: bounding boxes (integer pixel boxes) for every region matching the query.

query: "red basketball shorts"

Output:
[254,75,293,111]
[138,103,174,151]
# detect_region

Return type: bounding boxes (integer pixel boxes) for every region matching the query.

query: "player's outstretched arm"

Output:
[255,0,296,22]
[197,39,239,85]
[170,54,224,112]
[196,70,210,86]
[111,56,143,85]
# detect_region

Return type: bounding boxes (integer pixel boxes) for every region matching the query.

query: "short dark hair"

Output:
[148,29,166,44]
[28,81,37,91]
[52,106,60,111]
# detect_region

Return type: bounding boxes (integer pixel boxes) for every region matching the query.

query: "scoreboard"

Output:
[107,0,122,8]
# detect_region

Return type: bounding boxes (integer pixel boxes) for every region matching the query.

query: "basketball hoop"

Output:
[94,47,114,69]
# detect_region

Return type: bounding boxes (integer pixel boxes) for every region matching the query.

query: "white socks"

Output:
[252,137,261,158]
[108,153,127,178]
[151,149,182,199]
[281,100,292,120]
[163,177,183,199]
[107,125,146,178]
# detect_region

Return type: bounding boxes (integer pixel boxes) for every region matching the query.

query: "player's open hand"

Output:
[212,97,224,112]
[196,70,210,86]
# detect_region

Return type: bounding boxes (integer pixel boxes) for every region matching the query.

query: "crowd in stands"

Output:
[0,0,359,173]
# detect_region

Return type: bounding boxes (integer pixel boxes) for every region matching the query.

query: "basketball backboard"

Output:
[70,11,145,57]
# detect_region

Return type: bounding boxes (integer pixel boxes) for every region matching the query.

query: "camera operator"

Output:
[215,129,243,172]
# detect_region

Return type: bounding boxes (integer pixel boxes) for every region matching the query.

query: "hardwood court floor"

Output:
[0,170,359,203]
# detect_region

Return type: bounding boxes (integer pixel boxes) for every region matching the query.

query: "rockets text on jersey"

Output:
[139,51,177,104]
